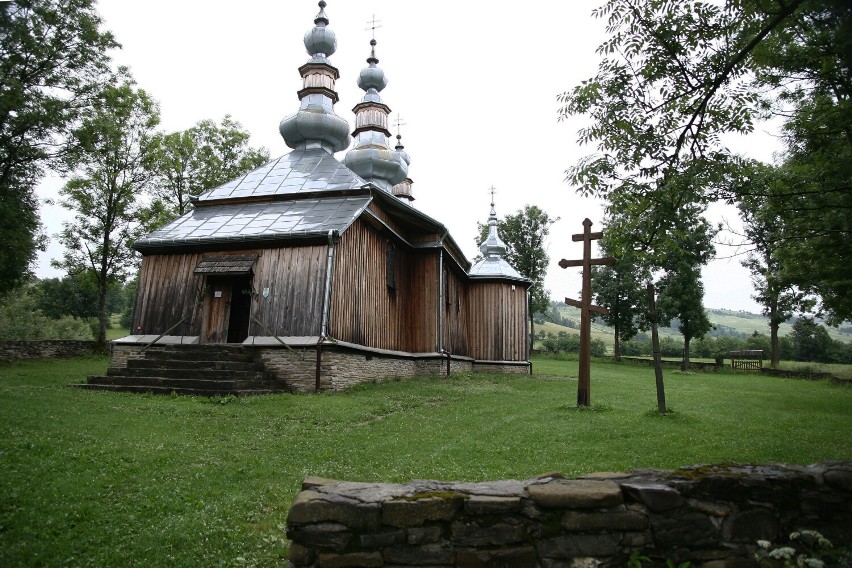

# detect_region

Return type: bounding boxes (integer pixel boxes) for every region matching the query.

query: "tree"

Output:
[590,240,651,361]
[477,205,558,349]
[655,211,716,371]
[37,272,99,320]
[734,162,811,367]
[55,71,160,347]
[143,116,269,229]
[0,0,117,294]
[790,317,835,362]
[558,0,852,323]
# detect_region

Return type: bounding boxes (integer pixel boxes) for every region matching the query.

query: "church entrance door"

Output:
[202,275,253,343]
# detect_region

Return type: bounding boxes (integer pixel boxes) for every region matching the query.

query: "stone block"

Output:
[620,530,653,547]
[527,480,623,509]
[318,551,383,568]
[408,526,444,545]
[451,519,529,547]
[454,546,538,567]
[288,543,316,566]
[650,511,719,549]
[686,498,732,518]
[464,495,523,515]
[537,534,618,558]
[726,508,779,543]
[360,529,407,548]
[620,482,684,512]
[383,495,464,527]
[287,522,352,552]
[824,467,852,492]
[288,490,381,530]
[383,543,453,564]
[561,510,649,532]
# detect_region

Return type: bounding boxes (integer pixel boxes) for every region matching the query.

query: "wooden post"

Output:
[646,283,667,414]
[558,219,614,407]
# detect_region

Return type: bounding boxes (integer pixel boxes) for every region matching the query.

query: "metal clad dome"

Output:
[280,1,350,154]
[344,37,407,192]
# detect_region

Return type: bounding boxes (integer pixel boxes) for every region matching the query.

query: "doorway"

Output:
[202,275,253,343]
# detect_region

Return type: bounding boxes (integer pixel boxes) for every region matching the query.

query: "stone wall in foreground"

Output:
[285,461,852,567]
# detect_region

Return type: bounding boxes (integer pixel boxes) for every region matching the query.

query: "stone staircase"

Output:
[78,344,286,396]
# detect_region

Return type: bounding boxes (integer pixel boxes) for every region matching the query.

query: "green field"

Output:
[548,305,852,344]
[1,356,850,566]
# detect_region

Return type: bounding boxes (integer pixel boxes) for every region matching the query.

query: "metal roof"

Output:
[196,148,366,202]
[135,195,372,252]
[468,257,528,282]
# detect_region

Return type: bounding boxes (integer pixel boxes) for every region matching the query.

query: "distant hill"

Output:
[542,303,852,345]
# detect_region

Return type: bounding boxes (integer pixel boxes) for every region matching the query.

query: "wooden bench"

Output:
[729,350,764,371]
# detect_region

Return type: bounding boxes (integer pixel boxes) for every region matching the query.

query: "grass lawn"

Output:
[1,356,851,566]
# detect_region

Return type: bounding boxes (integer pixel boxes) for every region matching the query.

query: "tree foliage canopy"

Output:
[559,0,851,323]
[590,240,652,360]
[55,71,160,345]
[143,116,269,230]
[0,0,116,294]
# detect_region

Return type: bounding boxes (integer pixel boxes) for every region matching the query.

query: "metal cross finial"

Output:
[393,114,406,138]
[366,14,382,39]
[488,185,497,207]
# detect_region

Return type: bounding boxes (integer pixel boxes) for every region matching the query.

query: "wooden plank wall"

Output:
[330,220,437,352]
[134,246,327,339]
[442,263,470,356]
[408,253,439,352]
[250,245,326,337]
[467,282,528,361]
[133,253,206,335]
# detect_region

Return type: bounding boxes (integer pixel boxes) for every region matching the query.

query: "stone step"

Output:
[141,346,259,363]
[127,358,265,371]
[106,367,266,381]
[74,383,281,396]
[89,374,271,391]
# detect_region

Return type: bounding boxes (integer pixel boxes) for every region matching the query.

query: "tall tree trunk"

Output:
[682,338,691,371]
[770,320,780,368]
[613,322,621,362]
[769,297,780,368]
[97,276,108,349]
[529,314,535,354]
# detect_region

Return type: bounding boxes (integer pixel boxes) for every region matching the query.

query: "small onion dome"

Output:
[304,1,336,58]
[358,40,388,93]
[394,134,411,166]
[480,204,507,258]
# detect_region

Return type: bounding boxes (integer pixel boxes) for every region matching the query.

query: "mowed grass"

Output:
[1,356,851,566]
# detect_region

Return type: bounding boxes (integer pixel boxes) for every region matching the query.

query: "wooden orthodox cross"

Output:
[558,218,615,406]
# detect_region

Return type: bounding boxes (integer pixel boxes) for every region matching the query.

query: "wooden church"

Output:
[87,1,530,394]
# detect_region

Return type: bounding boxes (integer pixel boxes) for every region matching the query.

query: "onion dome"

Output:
[480,202,507,258]
[392,133,414,202]
[344,38,408,192]
[279,1,350,154]
[469,199,525,280]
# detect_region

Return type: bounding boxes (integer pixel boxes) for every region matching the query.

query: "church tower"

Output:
[279,1,350,153]
[344,37,408,192]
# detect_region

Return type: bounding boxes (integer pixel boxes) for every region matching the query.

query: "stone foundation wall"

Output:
[104,340,530,393]
[260,344,528,392]
[285,461,852,567]
[108,344,146,371]
[0,340,100,362]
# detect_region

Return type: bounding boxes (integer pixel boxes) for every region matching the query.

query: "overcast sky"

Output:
[35,0,779,313]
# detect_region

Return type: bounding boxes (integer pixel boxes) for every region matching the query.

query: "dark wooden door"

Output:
[202,276,252,343]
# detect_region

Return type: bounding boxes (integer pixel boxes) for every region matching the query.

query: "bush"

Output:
[0,283,94,340]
